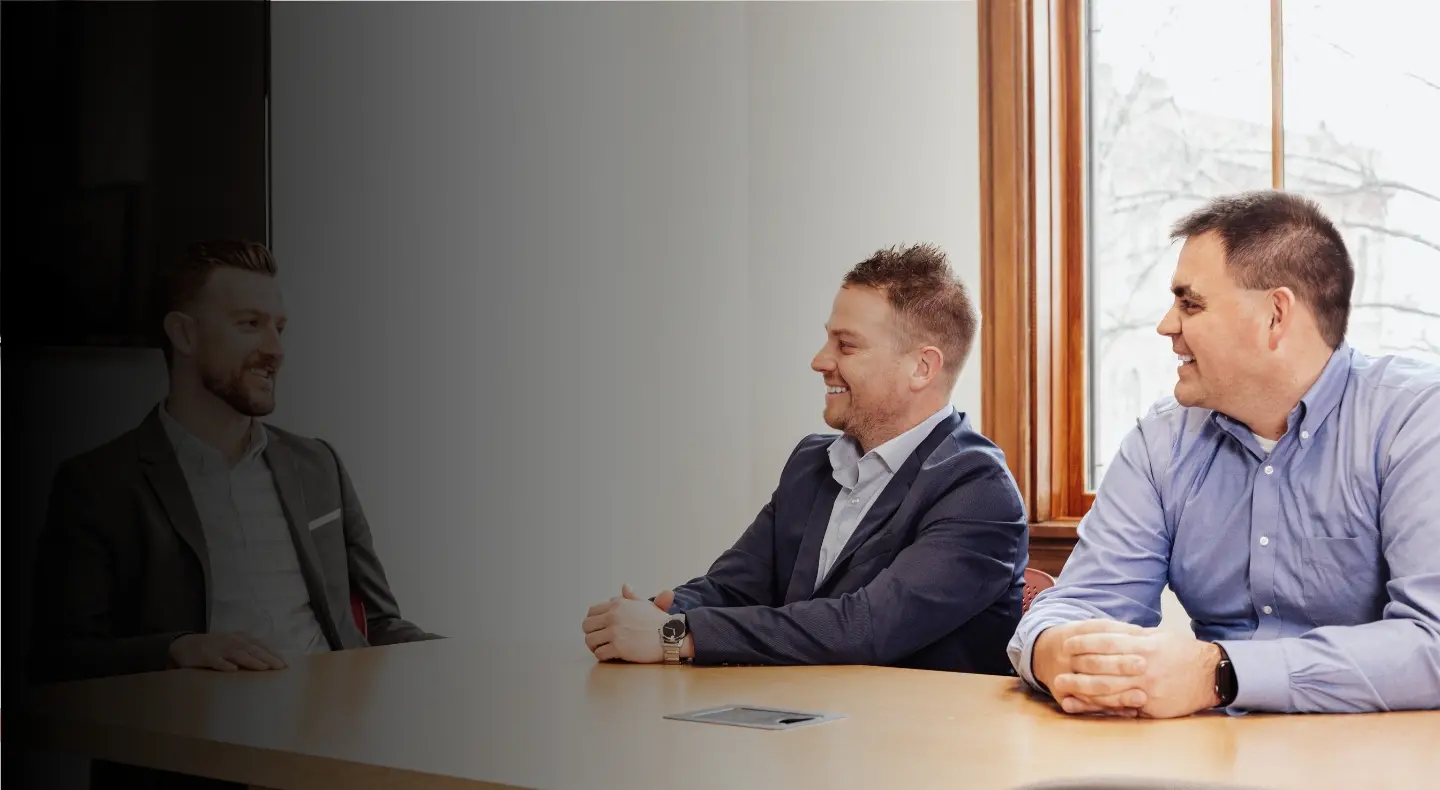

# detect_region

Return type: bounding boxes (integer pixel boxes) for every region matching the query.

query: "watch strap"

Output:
[661,615,688,664]
[1214,643,1237,707]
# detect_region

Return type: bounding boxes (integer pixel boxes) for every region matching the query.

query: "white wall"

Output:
[268,0,983,643]
[746,2,982,500]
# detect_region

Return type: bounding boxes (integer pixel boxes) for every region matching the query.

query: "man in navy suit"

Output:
[582,243,1028,674]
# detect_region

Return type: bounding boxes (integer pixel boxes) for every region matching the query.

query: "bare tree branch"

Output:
[1284,153,1440,206]
[1338,223,1440,255]
[1352,302,1440,321]
[1406,71,1440,94]
[1097,318,1161,344]
[1290,180,1440,207]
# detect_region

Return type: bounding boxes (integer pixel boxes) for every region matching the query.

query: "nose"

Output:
[812,345,835,374]
[1156,304,1180,338]
[261,323,285,359]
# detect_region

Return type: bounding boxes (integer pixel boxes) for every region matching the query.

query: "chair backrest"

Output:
[1022,567,1057,613]
[350,589,368,638]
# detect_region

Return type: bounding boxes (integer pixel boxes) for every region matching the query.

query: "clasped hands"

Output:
[1033,619,1222,719]
[582,584,691,663]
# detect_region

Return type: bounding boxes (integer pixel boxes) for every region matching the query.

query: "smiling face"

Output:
[1155,231,1275,412]
[810,285,919,449]
[176,267,287,416]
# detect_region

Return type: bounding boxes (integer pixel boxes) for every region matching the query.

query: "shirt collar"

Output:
[828,404,956,482]
[1295,342,1354,440]
[1211,342,1354,449]
[158,400,268,472]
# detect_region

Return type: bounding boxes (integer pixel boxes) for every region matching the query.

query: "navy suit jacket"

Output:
[671,410,1029,674]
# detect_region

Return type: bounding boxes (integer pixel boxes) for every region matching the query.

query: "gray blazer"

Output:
[29,405,440,684]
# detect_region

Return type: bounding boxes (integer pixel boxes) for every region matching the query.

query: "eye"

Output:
[839,341,856,351]
[1180,299,1200,312]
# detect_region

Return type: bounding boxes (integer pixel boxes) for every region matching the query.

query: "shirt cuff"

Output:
[1010,617,1069,692]
[1216,637,1292,714]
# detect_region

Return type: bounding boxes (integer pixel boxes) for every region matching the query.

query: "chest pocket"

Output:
[1299,535,1384,627]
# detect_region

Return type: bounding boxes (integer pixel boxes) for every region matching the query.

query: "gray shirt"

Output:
[159,404,331,659]
[817,404,956,586]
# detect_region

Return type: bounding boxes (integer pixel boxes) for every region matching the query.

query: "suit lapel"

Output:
[814,412,963,595]
[138,411,214,625]
[262,432,343,646]
[782,472,841,604]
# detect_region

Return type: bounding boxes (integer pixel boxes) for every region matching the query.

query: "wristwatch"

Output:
[1213,643,1237,707]
[660,614,688,664]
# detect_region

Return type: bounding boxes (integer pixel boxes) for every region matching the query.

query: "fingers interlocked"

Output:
[1052,631,1154,717]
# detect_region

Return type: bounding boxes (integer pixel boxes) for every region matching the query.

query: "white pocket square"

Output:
[308,509,341,531]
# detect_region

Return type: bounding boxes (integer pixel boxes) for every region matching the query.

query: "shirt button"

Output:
[1262,605,1273,615]
[1300,430,1310,440]
[850,497,860,505]
[1259,536,1270,546]
[1264,465,1274,475]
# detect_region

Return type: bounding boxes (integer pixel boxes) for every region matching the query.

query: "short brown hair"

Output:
[1170,190,1353,347]
[843,243,979,380]
[155,239,278,364]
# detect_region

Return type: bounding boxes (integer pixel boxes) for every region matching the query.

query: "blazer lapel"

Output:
[138,411,213,624]
[782,473,842,604]
[814,412,963,595]
[262,432,343,646]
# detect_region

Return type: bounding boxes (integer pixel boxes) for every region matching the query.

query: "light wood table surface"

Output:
[19,637,1440,790]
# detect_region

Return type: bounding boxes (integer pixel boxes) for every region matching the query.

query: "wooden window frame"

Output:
[978,0,1287,575]
[978,0,1087,575]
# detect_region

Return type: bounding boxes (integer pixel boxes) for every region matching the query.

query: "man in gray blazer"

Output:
[29,240,439,688]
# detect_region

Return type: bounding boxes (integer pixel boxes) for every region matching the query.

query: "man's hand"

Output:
[1050,628,1222,719]
[1032,619,1150,717]
[582,584,680,663]
[168,632,288,672]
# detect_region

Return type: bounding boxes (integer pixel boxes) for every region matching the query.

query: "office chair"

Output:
[350,589,368,639]
[1023,567,1057,613]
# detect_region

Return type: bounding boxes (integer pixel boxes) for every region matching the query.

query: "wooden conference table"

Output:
[19,637,1440,790]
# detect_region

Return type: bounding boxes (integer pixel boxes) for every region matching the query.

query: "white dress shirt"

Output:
[159,404,331,658]
[816,404,955,586]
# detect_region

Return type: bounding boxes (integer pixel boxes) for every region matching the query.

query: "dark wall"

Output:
[1,0,269,348]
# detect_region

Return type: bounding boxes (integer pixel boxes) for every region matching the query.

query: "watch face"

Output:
[1217,659,1237,703]
[661,619,685,640]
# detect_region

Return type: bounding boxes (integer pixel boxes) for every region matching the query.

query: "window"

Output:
[979,0,1440,573]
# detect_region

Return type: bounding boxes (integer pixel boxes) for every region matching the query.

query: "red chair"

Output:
[350,589,368,639]
[1022,567,1056,613]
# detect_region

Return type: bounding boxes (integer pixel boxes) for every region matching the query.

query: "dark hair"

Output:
[842,243,979,380]
[1170,190,1353,347]
[155,240,278,364]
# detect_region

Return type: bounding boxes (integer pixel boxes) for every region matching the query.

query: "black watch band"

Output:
[1214,644,1237,707]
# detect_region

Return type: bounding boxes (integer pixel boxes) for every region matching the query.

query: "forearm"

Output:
[684,594,878,666]
[669,573,768,613]
[1218,619,1440,714]
[31,632,189,683]
[1007,422,1173,690]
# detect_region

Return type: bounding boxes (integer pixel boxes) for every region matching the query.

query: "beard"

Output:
[202,354,279,417]
[829,389,902,450]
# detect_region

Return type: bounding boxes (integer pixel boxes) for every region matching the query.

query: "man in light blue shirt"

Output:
[1010,190,1440,718]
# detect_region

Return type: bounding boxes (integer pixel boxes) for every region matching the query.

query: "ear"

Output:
[163,311,199,361]
[911,345,945,391]
[1266,287,1298,350]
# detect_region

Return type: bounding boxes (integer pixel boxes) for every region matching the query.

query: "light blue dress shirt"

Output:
[1009,344,1440,713]
[817,404,956,587]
